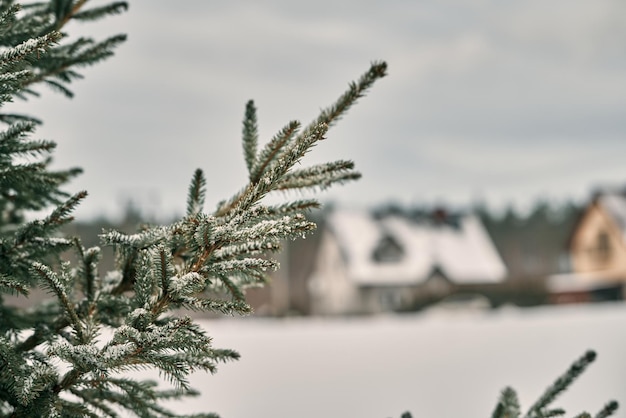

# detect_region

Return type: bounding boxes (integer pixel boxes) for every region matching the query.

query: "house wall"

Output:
[307,229,361,315]
[570,204,626,277]
[359,286,421,313]
[242,247,291,316]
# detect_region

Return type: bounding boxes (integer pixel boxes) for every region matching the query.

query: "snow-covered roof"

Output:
[597,193,626,241]
[326,210,507,286]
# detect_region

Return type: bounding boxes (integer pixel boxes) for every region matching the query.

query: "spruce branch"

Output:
[0,113,42,125]
[186,168,207,217]
[214,119,303,217]
[133,253,156,309]
[54,0,88,30]
[218,61,387,216]
[31,262,85,343]
[16,317,70,353]
[0,336,58,410]
[14,190,86,246]
[0,23,386,413]
[0,2,129,105]
[45,189,87,225]
[0,31,61,68]
[264,199,321,214]
[299,60,387,138]
[406,350,619,418]
[155,245,175,298]
[0,69,32,96]
[101,226,170,250]
[491,387,521,418]
[541,409,566,417]
[104,316,232,391]
[24,33,128,89]
[57,388,101,418]
[230,122,329,217]
[0,274,29,296]
[73,238,100,304]
[167,272,204,298]
[274,159,361,192]
[249,119,300,184]
[215,273,250,302]
[71,2,129,22]
[176,296,251,315]
[71,377,215,417]
[242,99,258,179]
[0,120,55,155]
[210,213,316,246]
[0,336,27,407]
[208,257,278,276]
[5,137,56,155]
[595,401,619,418]
[0,4,21,38]
[43,77,73,97]
[525,350,597,418]
[211,239,282,262]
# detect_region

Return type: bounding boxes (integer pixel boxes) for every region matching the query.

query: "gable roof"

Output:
[568,191,626,250]
[371,233,404,263]
[326,209,507,286]
[597,193,626,242]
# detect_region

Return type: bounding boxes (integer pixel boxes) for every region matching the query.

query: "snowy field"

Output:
[149,303,626,417]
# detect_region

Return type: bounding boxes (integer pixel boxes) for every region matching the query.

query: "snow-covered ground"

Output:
[153,303,626,417]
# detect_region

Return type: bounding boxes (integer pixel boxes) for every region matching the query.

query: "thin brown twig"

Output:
[56,0,88,31]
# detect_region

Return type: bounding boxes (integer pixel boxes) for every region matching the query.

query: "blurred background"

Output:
[8,0,626,416]
[10,0,626,221]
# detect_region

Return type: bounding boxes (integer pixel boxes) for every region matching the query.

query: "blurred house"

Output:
[305,209,507,315]
[548,191,626,303]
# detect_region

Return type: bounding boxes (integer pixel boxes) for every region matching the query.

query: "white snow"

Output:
[122,303,626,418]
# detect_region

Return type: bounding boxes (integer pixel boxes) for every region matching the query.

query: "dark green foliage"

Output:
[0,1,388,416]
[242,100,258,179]
[0,1,127,104]
[525,350,597,418]
[491,387,521,418]
[493,351,617,418]
[186,169,207,218]
[399,351,618,418]
[71,2,128,22]
[595,401,619,418]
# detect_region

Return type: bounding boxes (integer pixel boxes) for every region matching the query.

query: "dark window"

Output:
[595,231,611,263]
[372,234,404,263]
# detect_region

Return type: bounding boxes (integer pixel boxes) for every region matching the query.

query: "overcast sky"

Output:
[10,0,626,220]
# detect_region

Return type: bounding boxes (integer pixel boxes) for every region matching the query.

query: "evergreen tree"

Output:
[0,2,618,418]
[0,1,388,416]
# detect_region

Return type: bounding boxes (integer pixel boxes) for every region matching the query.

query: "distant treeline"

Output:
[372,200,583,281]
[66,199,583,286]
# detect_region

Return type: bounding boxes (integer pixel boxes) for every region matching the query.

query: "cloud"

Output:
[10,0,626,219]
